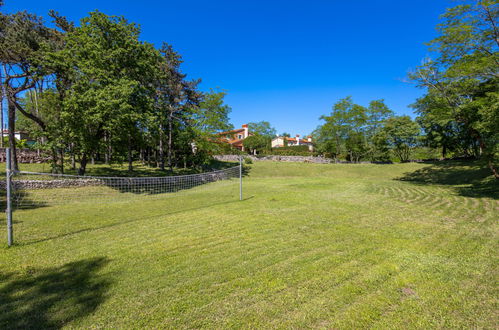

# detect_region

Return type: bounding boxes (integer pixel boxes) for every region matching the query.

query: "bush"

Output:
[411,147,441,160]
[244,157,253,164]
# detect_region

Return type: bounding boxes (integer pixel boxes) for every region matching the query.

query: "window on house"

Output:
[238,134,243,139]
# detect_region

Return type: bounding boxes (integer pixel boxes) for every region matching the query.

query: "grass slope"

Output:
[0,161,497,328]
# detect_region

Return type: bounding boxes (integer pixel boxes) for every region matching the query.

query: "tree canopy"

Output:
[410,0,498,177]
[0,7,236,174]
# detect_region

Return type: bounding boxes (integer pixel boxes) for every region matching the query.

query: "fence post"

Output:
[239,155,243,201]
[6,147,13,246]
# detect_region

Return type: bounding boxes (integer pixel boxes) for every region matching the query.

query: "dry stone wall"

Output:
[214,155,332,164]
[0,148,50,163]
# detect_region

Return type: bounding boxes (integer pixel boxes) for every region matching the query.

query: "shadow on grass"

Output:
[397,160,498,199]
[100,163,250,195]
[0,188,48,213]
[0,257,111,329]
[21,197,244,246]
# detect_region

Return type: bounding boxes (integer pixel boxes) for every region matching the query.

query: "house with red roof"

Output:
[216,124,252,151]
[271,134,314,151]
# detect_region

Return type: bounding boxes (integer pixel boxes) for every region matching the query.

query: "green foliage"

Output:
[2,136,28,149]
[248,121,276,138]
[410,0,498,176]
[271,145,310,153]
[2,8,233,174]
[315,97,398,162]
[265,145,316,156]
[244,157,253,164]
[53,11,159,173]
[381,116,420,162]
[195,89,233,134]
[242,134,270,154]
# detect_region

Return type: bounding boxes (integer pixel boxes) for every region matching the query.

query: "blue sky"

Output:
[3,0,452,135]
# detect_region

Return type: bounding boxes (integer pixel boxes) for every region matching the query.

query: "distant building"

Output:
[216,124,252,151]
[272,134,314,151]
[2,130,31,141]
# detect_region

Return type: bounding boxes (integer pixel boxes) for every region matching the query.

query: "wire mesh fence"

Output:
[9,165,241,208]
[2,150,243,246]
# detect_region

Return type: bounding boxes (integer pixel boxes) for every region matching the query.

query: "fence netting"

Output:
[10,165,241,208]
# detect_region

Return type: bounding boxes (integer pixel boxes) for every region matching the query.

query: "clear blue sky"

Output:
[3,0,452,135]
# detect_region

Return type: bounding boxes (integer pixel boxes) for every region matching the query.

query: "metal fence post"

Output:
[239,155,243,201]
[6,147,13,246]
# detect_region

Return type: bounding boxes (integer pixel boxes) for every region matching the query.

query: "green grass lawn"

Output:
[0,161,497,328]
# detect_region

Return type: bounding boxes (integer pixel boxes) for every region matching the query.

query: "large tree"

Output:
[381,116,420,162]
[365,99,394,161]
[0,9,57,170]
[48,11,159,174]
[195,88,233,134]
[248,121,276,138]
[315,97,368,161]
[153,43,201,171]
[410,0,498,177]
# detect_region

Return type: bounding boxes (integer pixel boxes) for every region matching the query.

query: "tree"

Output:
[0,9,57,170]
[248,121,276,138]
[315,97,368,161]
[366,99,393,161]
[195,88,233,134]
[243,135,269,155]
[381,116,420,162]
[153,43,202,171]
[410,0,498,177]
[48,11,159,174]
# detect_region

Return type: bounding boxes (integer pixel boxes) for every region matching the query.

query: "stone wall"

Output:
[0,168,234,190]
[214,154,332,164]
[0,148,50,163]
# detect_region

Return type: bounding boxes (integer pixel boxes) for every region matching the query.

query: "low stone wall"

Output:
[0,178,102,190]
[0,148,50,163]
[214,155,332,164]
[0,169,234,190]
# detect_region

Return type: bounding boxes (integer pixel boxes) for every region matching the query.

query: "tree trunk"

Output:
[59,148,64,174]
[488,160,499,180]
[78,153,88,175]
[70,145,76,170]
[7,99,18,171]
[140,148,145,165]
[103,132,110,165]
[51,147,58,173]
[167,112,173,172]
[159,123,165,171]
[128,134,133,172]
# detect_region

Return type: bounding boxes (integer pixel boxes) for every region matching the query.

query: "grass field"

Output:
[0,161,497,328]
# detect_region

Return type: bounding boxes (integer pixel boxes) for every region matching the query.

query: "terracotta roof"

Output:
[217,128,245,135]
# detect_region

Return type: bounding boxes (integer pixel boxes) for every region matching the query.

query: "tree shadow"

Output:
[396,160,498,199]
[0,257,111,329]
[11,164,249,196]
[102,166,245,194]
[0,186,48,212]
[21,198,243,246]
